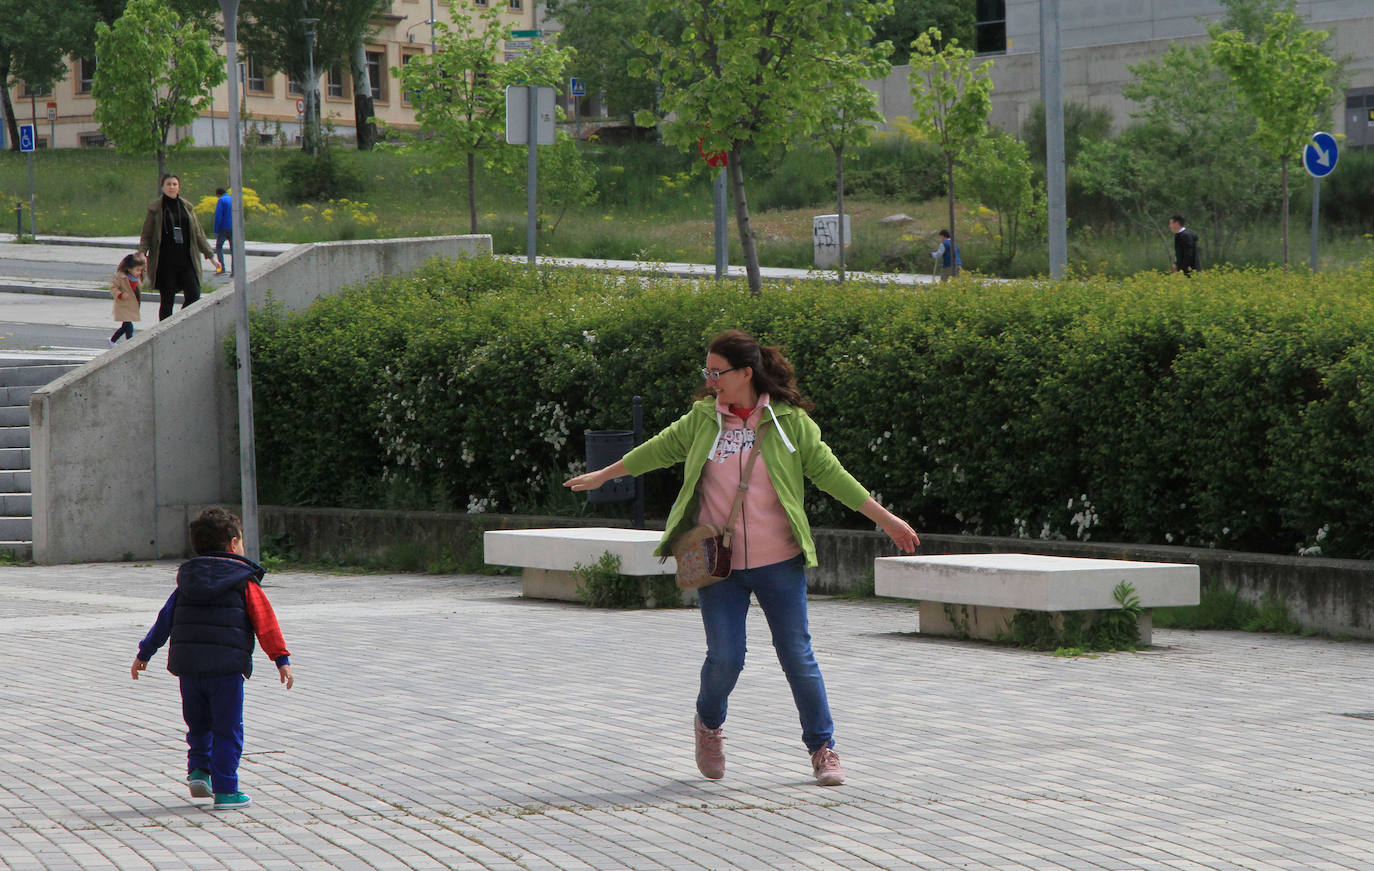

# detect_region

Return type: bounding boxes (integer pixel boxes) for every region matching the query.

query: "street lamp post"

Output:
[300,16,319,154]
[216,0,260,561]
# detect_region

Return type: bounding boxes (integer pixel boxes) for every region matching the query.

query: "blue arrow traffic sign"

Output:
[1303,131,1338,178]
[18,124,35,153]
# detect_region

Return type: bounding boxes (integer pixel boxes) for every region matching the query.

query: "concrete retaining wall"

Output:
[258,506,1374,639]
[30,236,491,564]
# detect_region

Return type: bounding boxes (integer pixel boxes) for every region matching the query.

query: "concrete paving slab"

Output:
[1,562,1373,869]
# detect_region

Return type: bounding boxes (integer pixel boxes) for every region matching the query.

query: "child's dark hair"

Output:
[216,187,226,196]
[698,329,814,411]
[117,252,145,275]
[189,506,242,554]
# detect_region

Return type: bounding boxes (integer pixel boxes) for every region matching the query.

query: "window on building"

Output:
[327,66,347,99]
[76,58,96,95]
[474,0,487,5]
[509,0,522,9]
[366,50,387,102]
[400,52,424,105]
[79,131,109,147]
[246,56,269,93]
[288,78,303,95]
[975,0,1006,54]
[19,81,50,99]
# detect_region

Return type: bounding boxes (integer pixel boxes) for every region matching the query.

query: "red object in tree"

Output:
[698,138,728,168]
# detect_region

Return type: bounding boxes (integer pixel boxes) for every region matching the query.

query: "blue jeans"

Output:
[696,554,835,753]
[180,674,245,794]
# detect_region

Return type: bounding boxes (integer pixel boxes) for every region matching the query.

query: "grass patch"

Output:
[4,144,1372,275]
[1152,585,1306,634]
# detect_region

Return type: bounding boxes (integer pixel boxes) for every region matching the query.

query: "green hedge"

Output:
[249,256,1374,559]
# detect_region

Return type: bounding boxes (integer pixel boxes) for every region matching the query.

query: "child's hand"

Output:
[131,658,147,680]
[278,663,294,690]
[116,292,125,299]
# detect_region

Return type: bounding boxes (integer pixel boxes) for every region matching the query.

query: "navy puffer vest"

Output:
[167,552,264,678]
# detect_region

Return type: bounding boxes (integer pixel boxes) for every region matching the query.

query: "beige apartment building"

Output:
[2,0,536,150]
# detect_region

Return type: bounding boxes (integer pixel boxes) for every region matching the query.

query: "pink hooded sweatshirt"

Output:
[695,393,802,569]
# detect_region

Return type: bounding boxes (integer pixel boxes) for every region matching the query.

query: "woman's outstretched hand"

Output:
[564,459,629,492]
[859,497,920,553]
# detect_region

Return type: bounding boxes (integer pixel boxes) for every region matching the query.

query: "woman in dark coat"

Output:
[140,173,220,321]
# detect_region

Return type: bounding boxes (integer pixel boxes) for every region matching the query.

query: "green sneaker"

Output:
[186,769,212,798]
[212,791,252,811]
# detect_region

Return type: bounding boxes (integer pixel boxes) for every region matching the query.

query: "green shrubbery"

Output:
[250,256,1374,559]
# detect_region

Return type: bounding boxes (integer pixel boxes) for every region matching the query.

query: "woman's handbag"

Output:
[670,423,769,590]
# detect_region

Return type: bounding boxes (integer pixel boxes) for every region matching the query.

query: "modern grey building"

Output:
[873,1,1374,147]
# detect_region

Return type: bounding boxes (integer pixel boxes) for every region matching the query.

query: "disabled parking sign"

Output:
[18,123,35,153]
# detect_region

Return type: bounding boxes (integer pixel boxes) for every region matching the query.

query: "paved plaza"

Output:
[2,561,1374,870]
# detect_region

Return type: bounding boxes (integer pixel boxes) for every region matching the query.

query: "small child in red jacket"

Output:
[131,507,293,811]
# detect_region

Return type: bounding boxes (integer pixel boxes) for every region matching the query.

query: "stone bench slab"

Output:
[484,527,679,604]
[875,553,1200,645]
[875,553,1199,610]
[484,527,674,575]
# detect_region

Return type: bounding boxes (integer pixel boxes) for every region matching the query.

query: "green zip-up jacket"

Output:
[621,398,871,567]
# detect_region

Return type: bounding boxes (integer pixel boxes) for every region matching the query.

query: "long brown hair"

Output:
[698,329,813,411]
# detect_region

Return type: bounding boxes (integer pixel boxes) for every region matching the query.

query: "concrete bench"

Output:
[874,553,1200,645]
[483,527,679,603]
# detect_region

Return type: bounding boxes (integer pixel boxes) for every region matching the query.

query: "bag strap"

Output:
[721,421,769,548]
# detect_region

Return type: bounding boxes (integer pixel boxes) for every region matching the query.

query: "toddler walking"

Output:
[108,252,145,347]
[131,507,294,810]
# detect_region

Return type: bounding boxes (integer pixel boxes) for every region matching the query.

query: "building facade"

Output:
[872,0,1374,146]
[1,0,535,150]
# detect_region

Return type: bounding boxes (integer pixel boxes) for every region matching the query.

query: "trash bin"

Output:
[812,214,851,268]
[585,430,636,504]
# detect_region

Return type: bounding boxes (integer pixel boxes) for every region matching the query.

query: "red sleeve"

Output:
[245,583,291,663]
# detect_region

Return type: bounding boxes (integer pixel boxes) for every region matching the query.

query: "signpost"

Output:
[570,77,584,139]
[505,85,555,264]
[18,123,35,237]
[1303,131,1339,272]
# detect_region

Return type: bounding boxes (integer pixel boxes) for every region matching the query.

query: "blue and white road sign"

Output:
[1303,131,1338,178]
[570,77,585,97]
[18,124,35,153]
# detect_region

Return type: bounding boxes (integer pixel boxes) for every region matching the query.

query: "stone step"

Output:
[0,493,30,515]
[0,364,79,387]
[0,385,36,407]
[0,516,31,541]
[0,406,26,427]
[0,352,93,367]
[0,448,30,470]
[0,470,30,492]
[0,541,31,561]
[0,427,28,449]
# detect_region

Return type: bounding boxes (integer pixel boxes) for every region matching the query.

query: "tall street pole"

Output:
[218,0,261,561]
[1040,0,1067,279]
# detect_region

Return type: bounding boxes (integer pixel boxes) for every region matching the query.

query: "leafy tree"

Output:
[392,9,574,233]
[544,0,682,120]
[92,0,225,182]
[955,129,1042,269]
[0,0,94,151]
[636,0,893,296]
[486,134,597,232]
[874,0,974,65]
[1211,10,1338,267]
[1020,100,1112,170]
[238,0,387,152]
[907,26,993,245]
[814,70,890,281]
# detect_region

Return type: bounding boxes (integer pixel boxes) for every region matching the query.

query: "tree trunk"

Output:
[0,56,18,151]
[351,40,377,151]
[835,145,846,283]
[157,149,167,187]
[1280,154,1290,271]
[467,152,478,235]
[945,151,956,259]
[726,146,761,296]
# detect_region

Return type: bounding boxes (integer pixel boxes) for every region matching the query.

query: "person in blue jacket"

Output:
[931,229,961,281]
[213,188,233,275]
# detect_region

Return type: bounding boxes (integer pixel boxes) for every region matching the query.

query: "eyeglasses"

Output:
[701,366,741,381]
